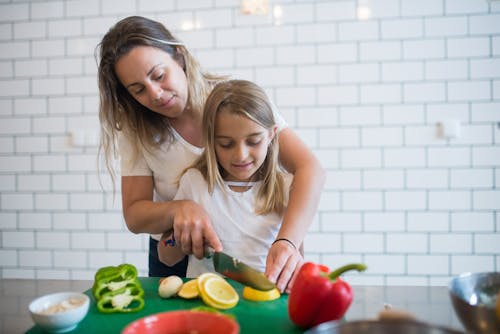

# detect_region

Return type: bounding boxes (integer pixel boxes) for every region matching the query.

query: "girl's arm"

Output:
[121,175,222,258]
[265,127,326,293]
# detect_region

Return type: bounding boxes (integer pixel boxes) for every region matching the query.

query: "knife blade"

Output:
[206,249,276,291]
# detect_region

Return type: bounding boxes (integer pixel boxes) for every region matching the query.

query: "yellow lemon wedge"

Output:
[199,276,239,310]
[242,286,281,302]
[178,279,199,299]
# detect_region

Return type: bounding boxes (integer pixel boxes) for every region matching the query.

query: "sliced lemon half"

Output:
[199,276,239,310]
[178,278,199,299]
[242,286,281,302]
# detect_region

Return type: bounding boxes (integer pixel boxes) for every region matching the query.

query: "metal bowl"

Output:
[448,271,500,334]
[304,319,463,334]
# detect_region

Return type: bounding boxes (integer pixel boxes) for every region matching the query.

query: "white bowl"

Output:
[29,292,90,333]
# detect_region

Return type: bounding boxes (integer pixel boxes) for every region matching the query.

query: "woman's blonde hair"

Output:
[97,16,226,184]
[193,80,287,216]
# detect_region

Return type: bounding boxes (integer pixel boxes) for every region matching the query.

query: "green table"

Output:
[26,277,303,334]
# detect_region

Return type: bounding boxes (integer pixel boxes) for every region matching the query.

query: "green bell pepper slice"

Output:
[96,285,145,313]
[92,263,145,313]
[92,263,139,299]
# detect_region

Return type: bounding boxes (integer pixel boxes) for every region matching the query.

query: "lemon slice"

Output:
[197,272,223,289]
[242,286,281,301]
[199,276,239,310]
[178,279,199,299]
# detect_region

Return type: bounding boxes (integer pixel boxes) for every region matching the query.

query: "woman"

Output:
[97,16,325,292]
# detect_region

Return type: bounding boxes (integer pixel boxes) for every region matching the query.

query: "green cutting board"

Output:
[26,277,303,334]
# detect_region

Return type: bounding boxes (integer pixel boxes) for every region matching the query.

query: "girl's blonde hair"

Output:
[97,16,226,184]
[193,80,287,216]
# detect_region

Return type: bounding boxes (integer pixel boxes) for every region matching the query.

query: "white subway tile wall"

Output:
[0,0,499,285]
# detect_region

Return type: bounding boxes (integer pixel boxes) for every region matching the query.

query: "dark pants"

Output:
[148,237,188,277]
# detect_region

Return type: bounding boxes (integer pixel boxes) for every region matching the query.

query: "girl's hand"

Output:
[172,200,222,259]
[265,240,304,293]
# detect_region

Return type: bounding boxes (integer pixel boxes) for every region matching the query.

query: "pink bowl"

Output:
[122,310,239,334]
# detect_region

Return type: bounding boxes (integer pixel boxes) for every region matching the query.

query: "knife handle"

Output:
[204,246,215,259]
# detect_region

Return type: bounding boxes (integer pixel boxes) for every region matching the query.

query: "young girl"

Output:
[158,80,293,279]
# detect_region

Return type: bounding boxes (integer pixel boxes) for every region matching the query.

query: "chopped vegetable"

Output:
[242,286,280,301]
[96,285,144,313]
[92,263,140,299]
[92,263,144,313]
[178,279,199,299]
[197,273,238,310]
[190,305,220,313]
[190,306,237,320]
[158,275,183,299]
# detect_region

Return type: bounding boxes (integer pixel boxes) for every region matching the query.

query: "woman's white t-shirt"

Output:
[119,130,203,202]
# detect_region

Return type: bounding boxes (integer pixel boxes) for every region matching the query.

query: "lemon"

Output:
[199,276,239,310]
[178,279,199,299]
[242,286,281,302]
[197,273,223,306]
[197,272,223,289]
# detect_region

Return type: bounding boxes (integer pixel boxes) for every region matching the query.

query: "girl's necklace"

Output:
[224,181,257,187]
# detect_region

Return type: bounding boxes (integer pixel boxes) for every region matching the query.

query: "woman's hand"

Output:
[265,240,304,293]
[172,200,223,259]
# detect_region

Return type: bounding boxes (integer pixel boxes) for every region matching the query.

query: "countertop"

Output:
[0,278,463,334]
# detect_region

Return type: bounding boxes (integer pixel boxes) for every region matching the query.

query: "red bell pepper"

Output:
[288,262,367,329]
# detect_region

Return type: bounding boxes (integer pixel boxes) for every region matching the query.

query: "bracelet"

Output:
[272,238,296,250]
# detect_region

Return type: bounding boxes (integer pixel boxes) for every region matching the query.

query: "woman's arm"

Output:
[121,175,222,257]
[157,232,185,266]
[265,127,326,293]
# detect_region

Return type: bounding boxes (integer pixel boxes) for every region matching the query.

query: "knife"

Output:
[205,248,276,291]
